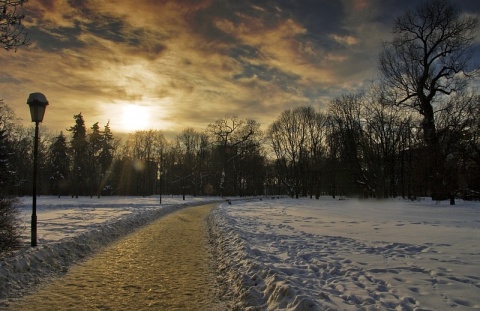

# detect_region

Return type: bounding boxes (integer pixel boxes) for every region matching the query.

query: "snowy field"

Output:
[15,195,220,243]
[208,197,480,310]
[1,196,479,310]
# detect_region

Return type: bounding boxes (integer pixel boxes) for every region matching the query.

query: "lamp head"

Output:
[27,92,49,123]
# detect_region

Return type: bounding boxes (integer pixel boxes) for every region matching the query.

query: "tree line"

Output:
[0,108,267,198]
[1,89,479,203]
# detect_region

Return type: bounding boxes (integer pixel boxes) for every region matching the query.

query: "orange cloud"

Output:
[0,0,397,137]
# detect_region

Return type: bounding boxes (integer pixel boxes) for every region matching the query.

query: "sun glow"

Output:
[121,104,150,132]
[104,98,175,134]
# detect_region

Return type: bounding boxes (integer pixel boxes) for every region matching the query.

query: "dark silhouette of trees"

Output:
[87,122,102,197]
[97,122,115,195]
[0,96,479,203]
[435,92,480,203]
[174,128,211,197]
[379,0,478,200]
[48,131,69,197]
[463,96,480,199]
[268,107,327,198]
[0,102,39,197]
[0,100,19,194]
[68,113,88,197]
[268,109,303,198]
[328,95,366,197]
[0,105,20,252]
[0,117,12,186]
[361,87,415,198]
[304,108,328,199]
[116,130,164,196]
[207,116,263,196]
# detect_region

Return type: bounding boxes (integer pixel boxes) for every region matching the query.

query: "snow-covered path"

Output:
[1,196,223,304]
[5,203,224,311]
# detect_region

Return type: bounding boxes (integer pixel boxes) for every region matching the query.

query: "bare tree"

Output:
[176,128,210,196]
[328,94,371,196]
[303,108,327,198]
[207,116,259,196]
[379,0,478,200]
[131,130,164,196]
[466,96,480,166]
[268,108,305,198]
[362,86,415,198]
[1,0,28,51]
[268,107,326,198]
[435,92,479,203]
[464,96,480,199]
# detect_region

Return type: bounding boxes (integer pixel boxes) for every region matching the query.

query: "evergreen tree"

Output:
[98,121,115,195]
[0,122,12,190]
[88,122,102,197]
[68,113,88,197]
[0,116,20,252]
[48,131,69,197]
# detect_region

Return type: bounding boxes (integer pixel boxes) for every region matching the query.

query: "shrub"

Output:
[0,194,21,253]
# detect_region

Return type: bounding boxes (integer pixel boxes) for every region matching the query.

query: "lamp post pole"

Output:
[31,120,39,247]
[157,163,162,205]
[27,92,49,247]
[159,147,163,205]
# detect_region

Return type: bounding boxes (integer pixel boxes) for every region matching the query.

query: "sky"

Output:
[1,0,479,138]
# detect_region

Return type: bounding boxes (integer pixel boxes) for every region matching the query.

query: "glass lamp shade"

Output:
[27,93,49,122]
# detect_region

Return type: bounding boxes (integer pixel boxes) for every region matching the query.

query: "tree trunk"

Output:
[422,115,447,200]
[449,193,455,205]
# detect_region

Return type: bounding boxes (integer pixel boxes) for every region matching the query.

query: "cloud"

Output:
[2,0,478,138]
[330,34,359,46]
[0,0,352,135]
[24,0,84,29]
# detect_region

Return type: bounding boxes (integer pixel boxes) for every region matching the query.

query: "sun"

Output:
[121,104,150,132]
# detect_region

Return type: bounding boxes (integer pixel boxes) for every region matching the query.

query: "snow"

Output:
[0,195,222,302]
[207,197,480,310]
[15,196,218,243]
[1,195,480,310]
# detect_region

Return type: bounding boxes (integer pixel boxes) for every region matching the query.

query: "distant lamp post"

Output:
[158,148,164,205]
[27,92,49,247]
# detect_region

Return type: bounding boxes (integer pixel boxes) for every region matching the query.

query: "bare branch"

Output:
[1,0,29,51]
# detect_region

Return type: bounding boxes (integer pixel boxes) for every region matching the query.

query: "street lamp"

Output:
[27,92,48,247]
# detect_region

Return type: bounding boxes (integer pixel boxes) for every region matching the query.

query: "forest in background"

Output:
[1,89,479,203]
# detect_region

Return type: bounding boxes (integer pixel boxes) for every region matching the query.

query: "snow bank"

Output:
[0,196,221,301]
[207,200,328,311]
